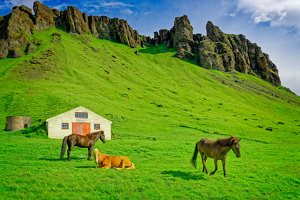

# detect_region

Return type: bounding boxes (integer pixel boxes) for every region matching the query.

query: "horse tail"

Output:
[60,136,68,159]
[191,142,199,168]
[94,149,99,164]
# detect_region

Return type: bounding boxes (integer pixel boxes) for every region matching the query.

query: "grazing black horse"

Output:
[191,135,241,177]
[60,131,106,161]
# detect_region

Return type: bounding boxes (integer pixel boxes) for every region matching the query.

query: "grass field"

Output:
[0,28,299,199]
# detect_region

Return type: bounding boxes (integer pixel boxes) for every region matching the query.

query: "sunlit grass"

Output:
[0,27,299,199]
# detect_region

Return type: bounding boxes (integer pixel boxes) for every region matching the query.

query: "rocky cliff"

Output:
[153,16,281,86]
[0,1,140,59]
[0,2,280,86]
[0,6,35,58]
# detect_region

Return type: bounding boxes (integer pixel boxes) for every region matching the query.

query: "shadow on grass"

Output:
[162,170,206,180]
[76,166,96,169]
[39,157,84,161]
[138,45,176,55]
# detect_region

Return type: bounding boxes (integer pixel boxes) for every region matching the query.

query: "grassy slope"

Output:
[0,28,299,199]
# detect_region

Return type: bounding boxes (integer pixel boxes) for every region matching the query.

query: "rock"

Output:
[135,50,140,56]
[52,32,61,37]
[132,30,140,47]
[196,21,281,85]
[26,43,36,54]
[206,21,231,47]
[0,6,34,59]
[193,34,202,43]
[88,16,140,48]
[172,15,194,59]
[0,40,8,59]
[0,2,286,87]
[33,1,60,31]
[176,43,194,59]
[159,29,171,45]
[91,47,98,53]
[198,36,225,71]
[12,48,23,58]
[63,6,90,34]
[266,127,273,131]
[51,37,59,43]
[34,2,140,47]
[172,15,194,47]
[140,35,150,47]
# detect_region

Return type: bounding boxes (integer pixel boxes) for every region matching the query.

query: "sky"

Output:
[1,0,300,95]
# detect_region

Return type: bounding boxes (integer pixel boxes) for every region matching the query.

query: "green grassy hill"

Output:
[0,28,299,199]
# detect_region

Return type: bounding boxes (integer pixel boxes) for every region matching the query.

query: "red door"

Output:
[72,123,91,136]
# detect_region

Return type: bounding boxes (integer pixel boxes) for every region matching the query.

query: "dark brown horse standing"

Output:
[191,135,241,177]
[60,131,106,161]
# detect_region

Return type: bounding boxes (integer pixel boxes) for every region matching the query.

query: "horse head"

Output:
[230,135,241,158]
[95,131,106,143]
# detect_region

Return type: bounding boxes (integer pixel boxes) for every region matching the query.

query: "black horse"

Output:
[60,131,106,161]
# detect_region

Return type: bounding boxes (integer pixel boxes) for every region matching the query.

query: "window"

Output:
[62,123,69,129]
[94,124,100,130]
[75,112,88,118]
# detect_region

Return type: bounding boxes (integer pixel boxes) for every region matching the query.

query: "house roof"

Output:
[46,106,112,123]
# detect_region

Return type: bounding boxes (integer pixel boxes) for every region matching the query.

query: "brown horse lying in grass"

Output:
[60,131,106,161]
[94,148,136,170]
[191,135,241,177]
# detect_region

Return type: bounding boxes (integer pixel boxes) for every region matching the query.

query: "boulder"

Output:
[12,48,23,58]
[135,50,140,56]
[0,40,8,59]
[26,43,36,55]
[52,32,62,37]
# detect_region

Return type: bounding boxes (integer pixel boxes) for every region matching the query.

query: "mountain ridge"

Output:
[0,1,286,89]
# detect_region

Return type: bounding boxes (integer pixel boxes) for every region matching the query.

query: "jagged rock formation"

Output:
[89,16,140,48]
[0,1,140,59]
[33,1,59,31]
[0,6,34,58]
[171,15,194,59]
[153,16,281,86]
[34,1,140,47]
[63,6,90,35]
[0,2,281,86]
[150,15,194,59]
[201,21,280,86]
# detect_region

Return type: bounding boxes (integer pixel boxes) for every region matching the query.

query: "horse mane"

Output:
[90,130,104,135]
[216,137,234,146]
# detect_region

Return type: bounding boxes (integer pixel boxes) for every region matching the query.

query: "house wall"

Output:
[46,107,112,140]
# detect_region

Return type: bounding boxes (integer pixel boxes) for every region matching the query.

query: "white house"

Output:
[46,106,112,140]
